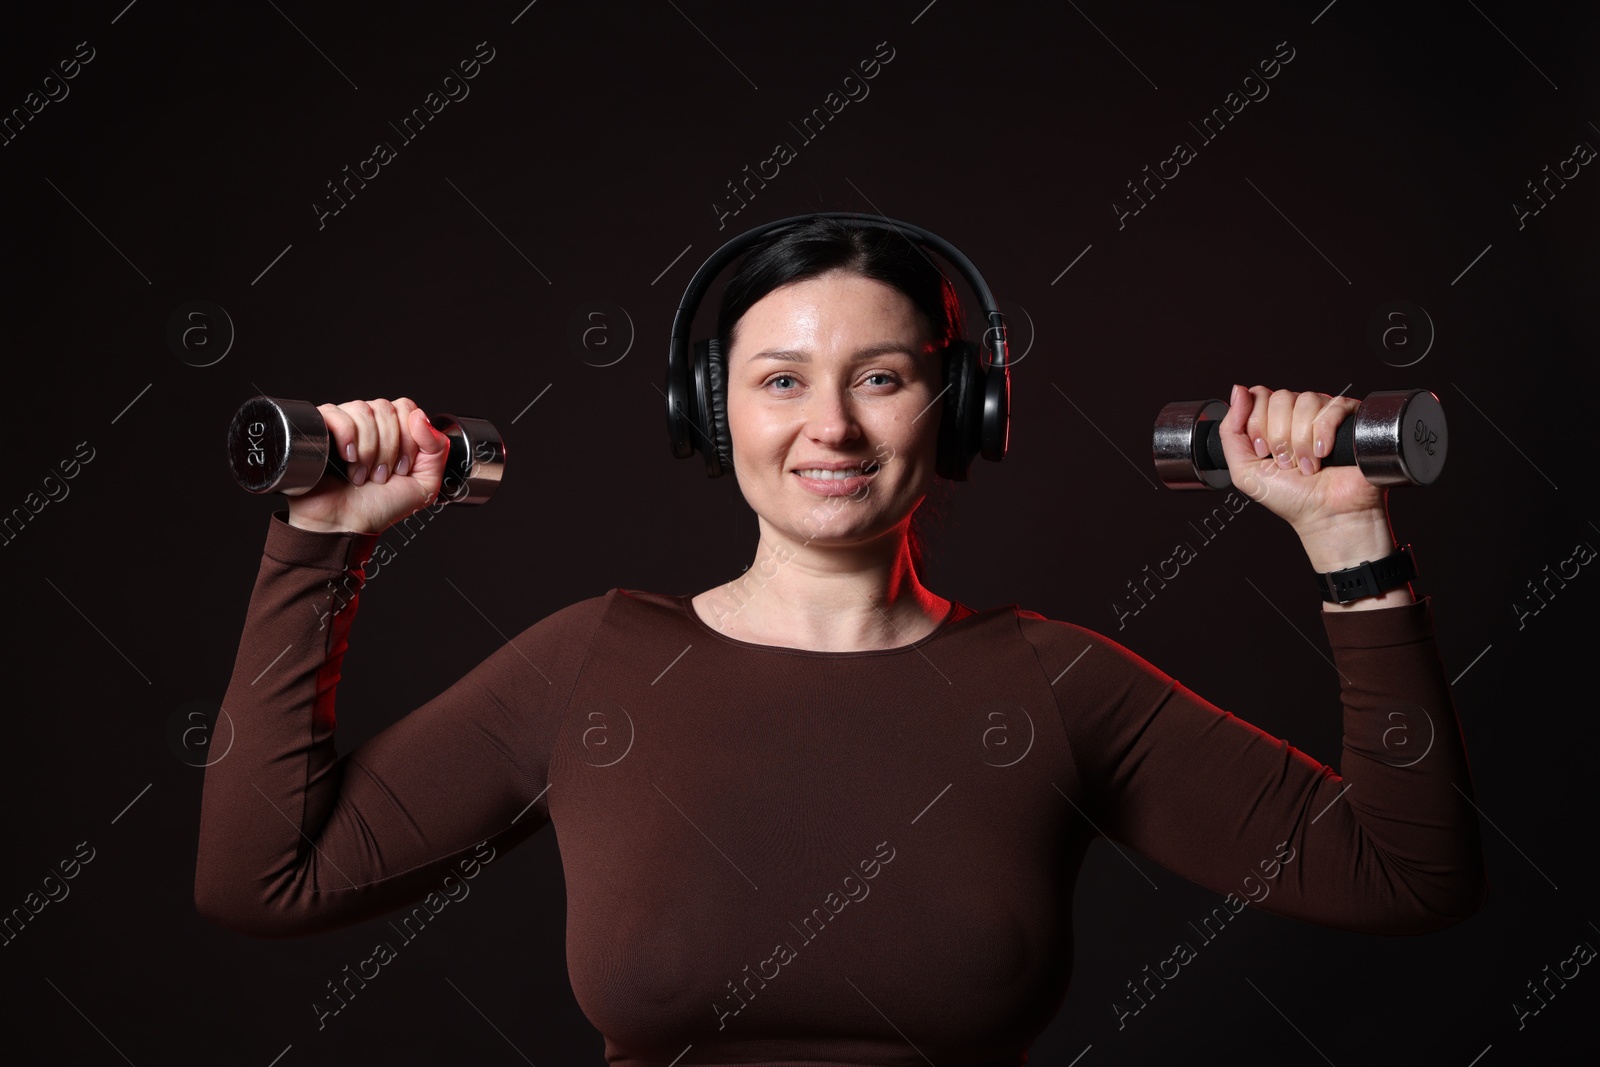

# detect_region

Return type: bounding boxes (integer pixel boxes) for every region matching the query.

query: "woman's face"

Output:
[724,269,942,551]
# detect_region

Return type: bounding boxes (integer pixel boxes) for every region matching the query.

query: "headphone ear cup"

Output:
[937,341,982,481]
[980,355,1010,462]
[698,338,734,478]
[666,334,696,460]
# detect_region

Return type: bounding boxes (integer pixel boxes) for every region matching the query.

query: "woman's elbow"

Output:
[1436,870,1490,930]
[1391,868,1489,935]
[194,880,315,940]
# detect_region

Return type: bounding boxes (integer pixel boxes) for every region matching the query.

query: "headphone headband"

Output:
[668,212,1009,376]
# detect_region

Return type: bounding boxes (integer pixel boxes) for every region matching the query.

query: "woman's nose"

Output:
[803,385,863,445]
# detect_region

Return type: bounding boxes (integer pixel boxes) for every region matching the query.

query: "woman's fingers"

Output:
[288,397,451,535]
[367,398,399,484]
[1265,388,1298,470]
[318,404,357,469]
[409,406,447,456]
[1218,384,1262,470]
[1312,395,1360,466]
[400,405,450,506]
[1237,387,1365,477]
[321,399,420,486]
[335,400,378,485]
[391,397,422,478]
[1216,384,1388,531]
[1290,391,1325,474]
[1244,385,1273,459]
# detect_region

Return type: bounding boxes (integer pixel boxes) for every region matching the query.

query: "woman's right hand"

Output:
[286,398,452,535]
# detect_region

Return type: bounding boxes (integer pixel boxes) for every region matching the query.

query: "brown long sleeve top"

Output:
[195,515,1486,1067]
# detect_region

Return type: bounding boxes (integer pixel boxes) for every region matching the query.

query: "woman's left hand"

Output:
[1216,385,1397,573]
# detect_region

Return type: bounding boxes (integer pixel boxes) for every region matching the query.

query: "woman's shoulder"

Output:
[514,587,681,630]
[985,604,1170,679]
[513,587,703,643]
[918,598,1104,654]
[952,601,1108,642]
[478,589,690,679]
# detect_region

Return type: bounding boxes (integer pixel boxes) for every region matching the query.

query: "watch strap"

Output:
[1316,543,1417,604]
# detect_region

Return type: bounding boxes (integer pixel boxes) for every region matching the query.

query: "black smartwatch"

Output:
[1315,544,1417,604]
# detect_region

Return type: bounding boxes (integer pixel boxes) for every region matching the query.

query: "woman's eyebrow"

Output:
[749,343,919,363]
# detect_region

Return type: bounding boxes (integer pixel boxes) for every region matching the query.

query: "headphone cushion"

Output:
[702,337,734,476]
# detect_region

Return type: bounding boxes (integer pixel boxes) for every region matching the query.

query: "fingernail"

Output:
[396,455,410,477]
[1315,437,1325,458]
[352,465,368,486]
[1299,456,1314,476]
[345,443,356,462]
[1253,437,1269,458]
[373,463,388,484]
[1275,448,1292,469]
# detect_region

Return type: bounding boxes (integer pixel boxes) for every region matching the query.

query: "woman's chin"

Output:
[772,514,910,552]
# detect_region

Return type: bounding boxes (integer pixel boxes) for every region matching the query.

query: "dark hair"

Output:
[716,217,965,350]
[715,216,964,577]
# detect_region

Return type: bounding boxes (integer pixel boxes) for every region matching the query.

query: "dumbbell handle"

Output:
[1196,412,1357,471]
[315,424,475,482]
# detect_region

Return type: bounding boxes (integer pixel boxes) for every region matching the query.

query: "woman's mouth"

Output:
[792,461,880,496]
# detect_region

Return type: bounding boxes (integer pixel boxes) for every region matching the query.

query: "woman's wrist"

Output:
[1294,508,1394,572]
[1295,509,1414,612]
[285,509,372,536]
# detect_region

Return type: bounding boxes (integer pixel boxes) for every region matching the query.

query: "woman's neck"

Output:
[693,528,950,652]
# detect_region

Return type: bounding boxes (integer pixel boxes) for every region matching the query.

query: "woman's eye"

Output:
[763,372,899,392]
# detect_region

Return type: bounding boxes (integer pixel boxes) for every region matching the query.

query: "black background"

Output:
[3,1,1596,1064]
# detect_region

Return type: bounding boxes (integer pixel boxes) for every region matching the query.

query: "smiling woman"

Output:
[685,217,971,651]
[198,212,1486,1067]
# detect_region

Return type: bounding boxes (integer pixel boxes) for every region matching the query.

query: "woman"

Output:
[196,215,1485,1065]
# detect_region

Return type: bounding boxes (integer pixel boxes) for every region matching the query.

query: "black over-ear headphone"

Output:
[664,212,1010,481]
